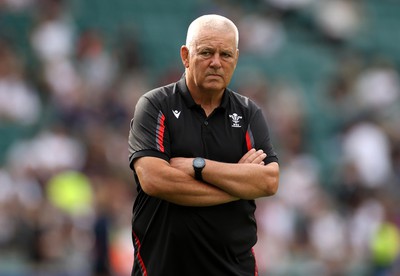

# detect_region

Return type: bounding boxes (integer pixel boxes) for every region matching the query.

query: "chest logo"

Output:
[172,109,181,119]
[229,113,242,128]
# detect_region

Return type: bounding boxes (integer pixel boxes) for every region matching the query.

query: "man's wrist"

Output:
[193,157,206,181]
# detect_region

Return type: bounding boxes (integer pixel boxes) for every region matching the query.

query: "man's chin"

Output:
[202,82,225,92]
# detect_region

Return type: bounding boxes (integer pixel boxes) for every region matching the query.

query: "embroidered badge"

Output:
[229,113,242,128]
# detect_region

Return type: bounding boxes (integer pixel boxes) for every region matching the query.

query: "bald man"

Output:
[128,14,279,276]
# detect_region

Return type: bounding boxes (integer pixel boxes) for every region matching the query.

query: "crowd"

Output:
[0,0,399,275]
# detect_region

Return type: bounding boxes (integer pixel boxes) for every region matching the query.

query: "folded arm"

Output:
[133,149,279,206]
[201,158,279,199]
[133,156,238,206]
[171,148,279,200]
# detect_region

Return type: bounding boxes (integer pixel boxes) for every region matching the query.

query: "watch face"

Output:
[193,157,205,169]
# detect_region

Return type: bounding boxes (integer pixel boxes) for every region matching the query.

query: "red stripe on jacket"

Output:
[245,130,253,151]
[157,112,165,152]
[132,231,148,276]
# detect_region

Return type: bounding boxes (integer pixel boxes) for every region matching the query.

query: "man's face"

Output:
[184,28,239,93]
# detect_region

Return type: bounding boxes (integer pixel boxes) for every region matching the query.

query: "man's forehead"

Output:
[193,30,236,47]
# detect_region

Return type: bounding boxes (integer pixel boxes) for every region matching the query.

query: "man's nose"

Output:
[210,54,222,68]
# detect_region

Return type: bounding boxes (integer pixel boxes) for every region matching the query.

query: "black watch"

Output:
[193,157,206,181]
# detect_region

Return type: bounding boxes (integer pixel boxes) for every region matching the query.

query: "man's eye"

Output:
[201,51,211,56]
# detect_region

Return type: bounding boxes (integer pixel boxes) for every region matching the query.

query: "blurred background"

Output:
[0,0,400,275]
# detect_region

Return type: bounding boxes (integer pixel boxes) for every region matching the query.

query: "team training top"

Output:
[128,75,278,276]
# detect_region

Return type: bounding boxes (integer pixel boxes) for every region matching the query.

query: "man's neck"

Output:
[190,88,224,116]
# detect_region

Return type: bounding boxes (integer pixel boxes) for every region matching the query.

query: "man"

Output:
[128,14,279,276]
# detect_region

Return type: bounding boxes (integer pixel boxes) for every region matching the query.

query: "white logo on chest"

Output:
[229,113,242,128]
[172,110,181,119]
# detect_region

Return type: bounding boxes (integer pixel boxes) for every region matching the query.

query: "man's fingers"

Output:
[253,150,267,164]
[239,148,256,163]
[239,148,267,164]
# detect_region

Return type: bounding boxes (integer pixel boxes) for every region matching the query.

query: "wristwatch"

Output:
[193,157,206,181]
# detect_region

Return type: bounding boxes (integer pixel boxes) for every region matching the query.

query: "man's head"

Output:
[181,14,239,94]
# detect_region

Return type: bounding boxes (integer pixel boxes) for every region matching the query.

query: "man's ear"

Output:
[234,48,239,68]
[180,46,189,68]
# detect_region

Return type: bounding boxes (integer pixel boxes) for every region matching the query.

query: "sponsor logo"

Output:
[172,110,181,119]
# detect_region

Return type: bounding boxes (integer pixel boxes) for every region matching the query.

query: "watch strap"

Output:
[194,168,203,181]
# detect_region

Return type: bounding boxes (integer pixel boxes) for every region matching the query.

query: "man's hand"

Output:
[238,148,267,165]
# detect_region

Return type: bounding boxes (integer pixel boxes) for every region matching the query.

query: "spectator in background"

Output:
[30,0,74,63]
[76,30,116,93]
[352,59,400,113]
[238,13,285,56]
[30,0,81,117]
[313,0,362,43]
[0,40,41,125]
[341,120,392,189]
